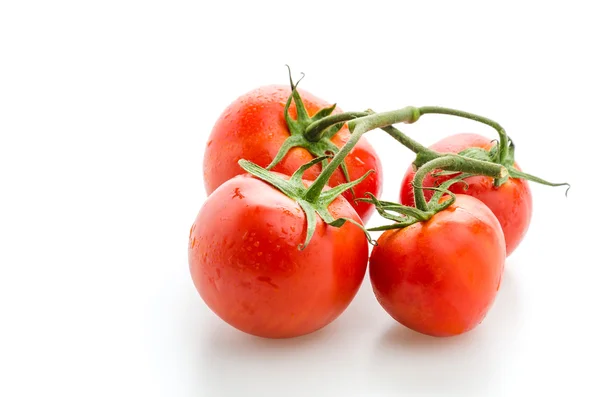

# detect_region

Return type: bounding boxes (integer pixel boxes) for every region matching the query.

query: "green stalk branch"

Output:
[304,111,368,142]
[304,107,420,202]
[418,106,509,164]
[412,155,507,211]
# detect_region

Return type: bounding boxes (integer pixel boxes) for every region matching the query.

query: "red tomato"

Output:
[399,133,532,256]
[370,195,506,337]
[203,85,382,221]
[189,174,369,338]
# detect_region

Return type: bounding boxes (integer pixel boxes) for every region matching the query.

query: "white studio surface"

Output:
[1,1,599,396]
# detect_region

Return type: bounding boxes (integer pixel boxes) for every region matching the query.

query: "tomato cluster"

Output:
[189,75,567,339]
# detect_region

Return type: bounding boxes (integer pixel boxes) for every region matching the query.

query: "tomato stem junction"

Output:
[304,107,421,202]
[412,155,507,212]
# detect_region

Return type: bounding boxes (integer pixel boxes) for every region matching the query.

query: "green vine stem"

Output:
[305,107,568,192]
[304,107,420,202]
[303,111,368,142]
[304,107,507,160]
[418,106,509,164]
[412,155,507,211]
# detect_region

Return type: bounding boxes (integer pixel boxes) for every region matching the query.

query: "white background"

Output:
[1,1,599,396]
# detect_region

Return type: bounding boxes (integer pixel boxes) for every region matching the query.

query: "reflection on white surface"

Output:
[167,269,523,397]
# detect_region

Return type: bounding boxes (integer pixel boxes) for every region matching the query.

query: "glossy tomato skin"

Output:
[370,195,506,337]
[189,174,369,338]
[203,85,382,221]
[399,133,532,256]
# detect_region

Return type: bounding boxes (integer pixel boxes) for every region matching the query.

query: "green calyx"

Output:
[239,157,375,249]
[494,139,570,193]
[445,138,570,192]
[359,176,468,231]
[361,155,507,231]
[403,107,569,192]
[265,71,354,192]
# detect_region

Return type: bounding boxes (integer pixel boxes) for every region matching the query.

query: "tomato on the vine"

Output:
[399,133,532,256]
[203,85,382,221]
[370,194,506,337]
[189,173,368,339]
